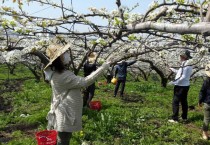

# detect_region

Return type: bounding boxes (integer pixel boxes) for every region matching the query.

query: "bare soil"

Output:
[0,78,37,143]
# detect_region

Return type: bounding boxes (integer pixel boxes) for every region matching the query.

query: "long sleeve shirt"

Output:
[114,60,136,80]
[45,62,109,132]
[170,60,193,86]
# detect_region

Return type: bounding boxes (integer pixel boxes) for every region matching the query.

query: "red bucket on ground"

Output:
[89,101,102,111]
[36,130,57,145]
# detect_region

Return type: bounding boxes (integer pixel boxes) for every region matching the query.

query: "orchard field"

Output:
[0,64,209,145]
[2,0,210,144]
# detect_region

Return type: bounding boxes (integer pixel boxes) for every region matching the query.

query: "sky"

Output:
[0,0,164,31]
[0,0,165,32]
[1,0,162,18]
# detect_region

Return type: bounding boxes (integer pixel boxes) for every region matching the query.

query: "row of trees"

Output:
[1,0,210,87]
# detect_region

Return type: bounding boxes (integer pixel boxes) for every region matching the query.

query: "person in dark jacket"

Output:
[83,52,97,107]
[199,63,210,140]
[113,59,136,97]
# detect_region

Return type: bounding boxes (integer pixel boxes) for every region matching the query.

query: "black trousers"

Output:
[172,85,190,121]
[57,132,72,145]
[106,74,113,83]
[114,79,126,97]
[83,83,95,107]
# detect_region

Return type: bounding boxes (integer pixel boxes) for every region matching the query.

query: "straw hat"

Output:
[44,43,71,70]
[205,64,210,77]
[88,52,97,63]
[180,50,192,59]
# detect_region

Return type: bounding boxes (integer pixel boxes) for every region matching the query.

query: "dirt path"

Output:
[0,78,37,143]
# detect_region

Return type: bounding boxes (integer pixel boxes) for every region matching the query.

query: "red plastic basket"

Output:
[89,101,102,111]
[36,130,57,145]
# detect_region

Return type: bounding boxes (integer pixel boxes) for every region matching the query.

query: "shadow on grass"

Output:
[121,93,145,103]
[190,114,203,122]
[0,123,39,143]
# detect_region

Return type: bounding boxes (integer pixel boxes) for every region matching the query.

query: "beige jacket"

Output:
[48,63,109,132]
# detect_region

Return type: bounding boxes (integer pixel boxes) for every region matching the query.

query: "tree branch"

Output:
[126,22,210,35]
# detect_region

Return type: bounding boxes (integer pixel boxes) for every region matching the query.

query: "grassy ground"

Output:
[0,64,209,145]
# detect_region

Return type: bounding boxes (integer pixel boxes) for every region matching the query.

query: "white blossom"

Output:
[167,6,176,13]
[149,1,159,9]
[129,48,137,53]
[77,13,85,18]
[3,49,22,64]
[88,7,97,13]
[20,114,30,118]
[198,47,207,55]
[111,10,119,16]
[81,141,90,145]
[187,58,195,65]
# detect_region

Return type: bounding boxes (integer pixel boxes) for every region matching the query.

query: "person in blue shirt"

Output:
[113,59,136,97]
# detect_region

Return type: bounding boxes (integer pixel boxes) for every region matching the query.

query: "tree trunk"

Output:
[161,77,168,88]
[139,59,167,88]
[7,64,15,75]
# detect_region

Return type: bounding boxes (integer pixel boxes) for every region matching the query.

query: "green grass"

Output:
[0,64,34,80]
[0,65,209,144]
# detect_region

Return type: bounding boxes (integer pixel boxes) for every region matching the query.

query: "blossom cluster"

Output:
[1,39,49,64]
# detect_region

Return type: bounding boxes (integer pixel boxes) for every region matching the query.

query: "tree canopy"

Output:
[0,0,210,86]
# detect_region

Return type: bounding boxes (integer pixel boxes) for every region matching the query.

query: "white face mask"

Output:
[62,52,71,65]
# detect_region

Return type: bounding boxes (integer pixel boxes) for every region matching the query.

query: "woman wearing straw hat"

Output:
[43,44,115,145]
[83,52,97,107]
[199,64,210,140]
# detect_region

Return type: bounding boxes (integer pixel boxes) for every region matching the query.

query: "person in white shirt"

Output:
[168,50,193,123]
